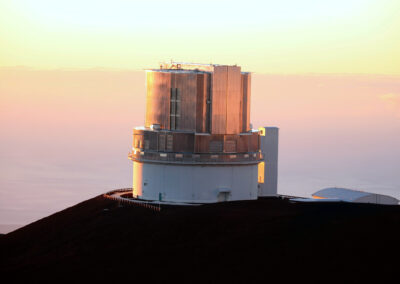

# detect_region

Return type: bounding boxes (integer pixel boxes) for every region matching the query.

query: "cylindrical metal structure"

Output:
[145,66,251,134]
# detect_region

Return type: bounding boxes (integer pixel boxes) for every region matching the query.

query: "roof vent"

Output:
[150,124,161,130]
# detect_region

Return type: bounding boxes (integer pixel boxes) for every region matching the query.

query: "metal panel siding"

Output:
[224,140,237,152]
[158,134,166,151]
[226,66,241,134]
[204,73,211,133]
[236,135,246,152]
[194,134,212,153]
[145,71,154,128]
[240,132,259,152]
[144,131,158,150]
[241,73,251,132]
[211,66,228,134]
[172,132,195,153]
[166,134,173,152]
[240,75,244,132]
[149,131,158,150]
[195,134,224,153]
[209,141,223,152]
[134,134,144,149]
[175,73,197,131]
[250,132,259,150]
[134,130,263,153]
[145,71,171,129]
[196,73,210,133]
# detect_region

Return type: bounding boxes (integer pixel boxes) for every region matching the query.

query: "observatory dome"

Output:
[312,187,398,205]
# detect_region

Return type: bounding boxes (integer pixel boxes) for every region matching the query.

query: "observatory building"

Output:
[312,187,399,205]
[129,63,278,203]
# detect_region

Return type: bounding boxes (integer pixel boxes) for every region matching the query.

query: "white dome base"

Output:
[133,161,259,203]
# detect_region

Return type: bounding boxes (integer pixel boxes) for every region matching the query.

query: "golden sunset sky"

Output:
[1,0,399,74]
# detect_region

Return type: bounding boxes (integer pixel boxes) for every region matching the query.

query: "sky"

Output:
[1,70,399,230]
[0,0,400,231]
[0,0,399,74]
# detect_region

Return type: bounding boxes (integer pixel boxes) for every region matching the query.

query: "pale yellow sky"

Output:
[1,0,400,74]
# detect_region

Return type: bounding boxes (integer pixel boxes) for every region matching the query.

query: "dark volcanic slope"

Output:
[1,196,400,282]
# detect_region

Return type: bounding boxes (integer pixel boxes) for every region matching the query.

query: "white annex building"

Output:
[128,62,279,203]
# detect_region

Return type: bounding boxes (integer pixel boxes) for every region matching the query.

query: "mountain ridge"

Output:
[1,195,399,282]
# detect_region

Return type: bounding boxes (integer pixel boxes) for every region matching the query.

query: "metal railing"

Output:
[103,188,161,212]
[128,151,262,165]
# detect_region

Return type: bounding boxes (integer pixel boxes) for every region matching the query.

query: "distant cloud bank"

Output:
[380,93,400,115]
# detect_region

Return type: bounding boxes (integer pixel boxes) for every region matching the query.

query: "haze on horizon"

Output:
[1,69,399,228]
[0,0,400,230]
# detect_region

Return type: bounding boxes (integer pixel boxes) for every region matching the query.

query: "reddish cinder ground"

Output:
[1,196,399,282]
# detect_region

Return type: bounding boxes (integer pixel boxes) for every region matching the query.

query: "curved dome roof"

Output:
[312,187,399,205]
[313,187,370,201]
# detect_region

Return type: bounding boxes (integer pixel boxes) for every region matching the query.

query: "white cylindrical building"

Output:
[133,162,259,203]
